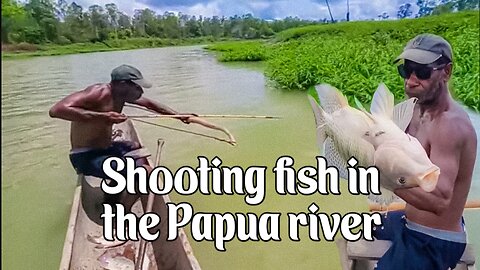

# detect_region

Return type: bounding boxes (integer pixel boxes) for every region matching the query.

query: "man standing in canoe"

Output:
[49,64,196,218]
[372,34,477,269]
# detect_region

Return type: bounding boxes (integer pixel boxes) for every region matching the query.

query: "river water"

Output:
[2,45,479,269]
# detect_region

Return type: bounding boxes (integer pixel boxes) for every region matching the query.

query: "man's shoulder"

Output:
[83,83,110,93]
[436,105,476,143]
[81,83,112,99]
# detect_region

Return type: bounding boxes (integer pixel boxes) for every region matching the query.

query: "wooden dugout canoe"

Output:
[59,120,201,270]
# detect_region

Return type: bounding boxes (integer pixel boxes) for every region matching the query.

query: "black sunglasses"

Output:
[397,63,447,80]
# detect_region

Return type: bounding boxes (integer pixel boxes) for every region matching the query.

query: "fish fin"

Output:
[314,84,349,113]
[393,98,418,131]
[417,166,440,192]
[370,83,395,118]
[324,138,349,180]
[368,188,398,206]
[308,96,327,154]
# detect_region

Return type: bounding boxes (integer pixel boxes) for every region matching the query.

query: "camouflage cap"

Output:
[111,64,152,88]
[394,34,453,64]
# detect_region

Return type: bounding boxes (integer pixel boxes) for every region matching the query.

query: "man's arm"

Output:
[131,97,179,115]
[131,96,196,123]
[394,118,465,215]
[49,87,126,123]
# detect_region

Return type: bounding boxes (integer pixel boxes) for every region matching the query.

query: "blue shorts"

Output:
[69,141,141,179]
[373,211,467,270]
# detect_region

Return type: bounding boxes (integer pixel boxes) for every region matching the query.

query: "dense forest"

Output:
[2,0,318,45]
[2,0,478,45]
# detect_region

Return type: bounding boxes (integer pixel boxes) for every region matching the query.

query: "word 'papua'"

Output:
[101,203,382,251]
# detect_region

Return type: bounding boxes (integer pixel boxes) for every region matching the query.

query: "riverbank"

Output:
[206,11,480,112]
[1,37,236,59]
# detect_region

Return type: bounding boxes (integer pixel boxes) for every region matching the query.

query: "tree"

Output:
[455,0,479,10]
[378,12,390,20]
[416,0,437,17]
[346,0,350,21]
[116,11,132,38]
[432,0,456,14]
[24,0,59,42]
[397,3,413,18]
[2,0,27,42]
[88,4,108,41]
[105,3,119,29]
[55,0,68,21]
[325,0,335,22]
[61,2,91,42]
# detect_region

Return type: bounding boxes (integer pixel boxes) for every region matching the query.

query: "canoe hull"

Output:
[59,120,200,270]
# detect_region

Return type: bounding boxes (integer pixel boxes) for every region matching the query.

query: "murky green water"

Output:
[2,46,479,269]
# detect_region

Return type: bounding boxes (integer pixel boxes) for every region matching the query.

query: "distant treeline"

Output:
[2,0,322,45]
[2,0,478,46]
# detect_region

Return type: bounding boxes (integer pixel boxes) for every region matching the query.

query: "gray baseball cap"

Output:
[111,64,152,88]
[394,34,453,64]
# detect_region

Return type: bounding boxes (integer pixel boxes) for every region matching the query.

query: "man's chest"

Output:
[406,118,432,156]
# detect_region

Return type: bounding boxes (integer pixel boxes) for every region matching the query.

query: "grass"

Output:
[205,40,269,62]
[1,37,226,59]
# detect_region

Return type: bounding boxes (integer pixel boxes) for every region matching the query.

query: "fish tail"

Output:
[308,96,328,153]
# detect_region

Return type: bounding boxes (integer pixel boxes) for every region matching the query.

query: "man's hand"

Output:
[179,113,198,124]
[102,111,128,123]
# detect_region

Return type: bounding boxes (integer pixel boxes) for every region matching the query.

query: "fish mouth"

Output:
[417,166,440,192]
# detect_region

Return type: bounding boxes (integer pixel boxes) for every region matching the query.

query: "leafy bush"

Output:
[205,40,268,62]
[209,11,479,111]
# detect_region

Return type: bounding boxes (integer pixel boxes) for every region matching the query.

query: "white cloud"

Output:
[73,0,151,15]
[66,0,419,20]
[184,2,222,17]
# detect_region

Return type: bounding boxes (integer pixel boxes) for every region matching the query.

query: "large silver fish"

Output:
[362,84,440,194]
[308,83,439,205]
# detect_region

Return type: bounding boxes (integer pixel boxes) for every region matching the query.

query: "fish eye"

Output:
[364,131,370,136]
[397,177,406,185]
[375,131,385,137]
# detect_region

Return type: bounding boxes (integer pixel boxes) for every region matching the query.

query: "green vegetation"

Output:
[205,41,269,62]
[209,11,479,111]
[1,0,316,48]
[1,0,320,59]
[2,1,478,110]
[2,37,218,58]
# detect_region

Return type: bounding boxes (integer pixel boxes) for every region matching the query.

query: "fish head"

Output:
[374,143,440,192]
[362,113,411,149]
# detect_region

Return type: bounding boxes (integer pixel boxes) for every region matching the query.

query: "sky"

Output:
[72,0,421,21]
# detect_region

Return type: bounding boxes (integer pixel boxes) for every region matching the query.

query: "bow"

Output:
[125,104,237,146]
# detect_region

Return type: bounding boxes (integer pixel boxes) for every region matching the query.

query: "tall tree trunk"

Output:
[346,0,350,21]
[325,0,335,22]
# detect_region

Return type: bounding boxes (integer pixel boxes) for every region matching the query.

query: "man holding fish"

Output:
[372,34,477,269]
[309,34,476,269]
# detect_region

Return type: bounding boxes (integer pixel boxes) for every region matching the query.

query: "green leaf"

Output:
[354,96,367,111]
[307,85,319,103]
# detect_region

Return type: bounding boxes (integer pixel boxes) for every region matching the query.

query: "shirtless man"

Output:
[49,64,196,222]
[373,34,477,269]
